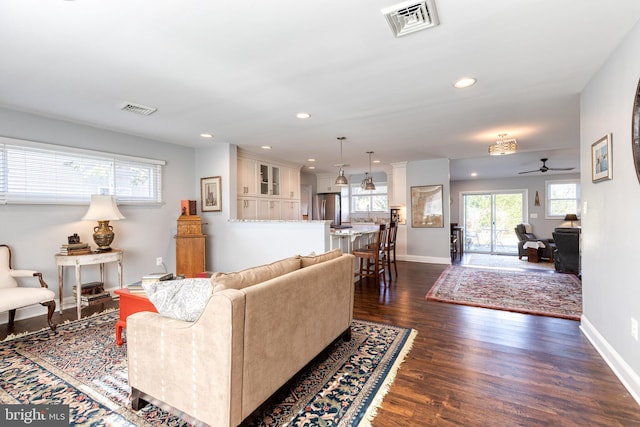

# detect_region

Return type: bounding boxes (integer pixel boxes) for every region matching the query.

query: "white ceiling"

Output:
[1,1,639,180]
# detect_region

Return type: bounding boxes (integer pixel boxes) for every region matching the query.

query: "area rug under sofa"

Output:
[426,265,582,320]
[0,310,416,426]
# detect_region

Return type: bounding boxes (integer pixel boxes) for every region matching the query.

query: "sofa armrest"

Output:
[127,289,246,427]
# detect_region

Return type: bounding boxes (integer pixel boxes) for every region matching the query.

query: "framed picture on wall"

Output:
[591,134,612,183]
[201,176,222,212]
[411,185,444,228]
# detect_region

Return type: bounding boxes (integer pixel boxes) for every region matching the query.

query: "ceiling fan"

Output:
[518,158,575,174]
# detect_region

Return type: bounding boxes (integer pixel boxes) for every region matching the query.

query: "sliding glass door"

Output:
[462,191,525,255]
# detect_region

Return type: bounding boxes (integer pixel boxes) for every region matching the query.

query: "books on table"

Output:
[127,282,146,294]
[141,272,174,284]
[60,242,92,255]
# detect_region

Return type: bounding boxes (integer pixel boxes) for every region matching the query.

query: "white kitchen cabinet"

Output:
[258,198,281,219]
[237,157,259,197]
[281,200,301,220]
[237,198,258,220]
[282,167,300,199]
[316,174,344,194]
[259,163,281,197]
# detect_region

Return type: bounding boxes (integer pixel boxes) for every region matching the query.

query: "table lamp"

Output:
[82,195,125,252]
[564,213,578,227]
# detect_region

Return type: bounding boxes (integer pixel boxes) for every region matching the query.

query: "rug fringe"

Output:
[1,307,119,343]
[357,328,418,427]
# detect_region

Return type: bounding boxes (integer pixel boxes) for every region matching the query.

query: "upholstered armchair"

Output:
[0,245,56,330]
[552,228,581,275]
[514,224,555,261]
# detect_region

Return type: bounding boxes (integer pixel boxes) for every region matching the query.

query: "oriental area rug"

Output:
[426,266,582,320]
[0,310,416,427]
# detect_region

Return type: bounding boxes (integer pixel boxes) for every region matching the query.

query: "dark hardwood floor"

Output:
[2,260,639,426]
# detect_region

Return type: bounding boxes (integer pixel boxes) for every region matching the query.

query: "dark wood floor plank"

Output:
[2,260,639,426]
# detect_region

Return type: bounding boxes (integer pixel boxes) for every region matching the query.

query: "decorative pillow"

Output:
[300,248,342,268]
[142,278,212,322]
[211,256,300,292]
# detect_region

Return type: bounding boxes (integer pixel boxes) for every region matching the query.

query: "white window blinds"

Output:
[0,137,165,204]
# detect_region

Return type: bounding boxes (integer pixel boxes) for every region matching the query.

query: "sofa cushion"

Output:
[211,256,300,292]
[300,248,343,268]
[143,278,212,322]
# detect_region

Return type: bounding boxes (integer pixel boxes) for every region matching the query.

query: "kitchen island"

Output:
[329,225,380,253]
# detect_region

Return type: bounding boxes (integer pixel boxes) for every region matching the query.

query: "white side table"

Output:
[55,249,123,320]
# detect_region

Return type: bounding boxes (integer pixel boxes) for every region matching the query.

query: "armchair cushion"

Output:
[0,287,55,312]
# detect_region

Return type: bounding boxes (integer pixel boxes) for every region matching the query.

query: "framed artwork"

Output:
[632,78,640,184]
[591,134,612,183]
[411,185,444,228]
[201,176,222,212]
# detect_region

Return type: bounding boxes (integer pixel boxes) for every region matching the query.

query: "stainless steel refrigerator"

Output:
[313,193,341,227]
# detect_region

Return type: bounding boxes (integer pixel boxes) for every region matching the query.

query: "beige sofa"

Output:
[126,249,355,427]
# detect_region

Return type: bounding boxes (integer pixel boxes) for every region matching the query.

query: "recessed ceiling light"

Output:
[200,133,213,138]
[470,172,478,177]
[373,160,381,164]
[308,166,316,169]
[296,112,311,119]
[261,145,272,150]
[307,158,316,162]
[454,77,477,89]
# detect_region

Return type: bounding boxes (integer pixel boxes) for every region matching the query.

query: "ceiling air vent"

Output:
[381,0,439,38]
[120,102,157,116]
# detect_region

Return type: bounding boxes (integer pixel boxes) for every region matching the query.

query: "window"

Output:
[546,179,580,218]
[0,137,165,205]
[350,181,388,213]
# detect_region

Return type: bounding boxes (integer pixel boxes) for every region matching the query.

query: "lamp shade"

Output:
[82,195,125,221]
[563,213,578,222]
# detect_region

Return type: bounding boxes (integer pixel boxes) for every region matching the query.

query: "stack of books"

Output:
[60,242,91,255]
[141,272,174,284]
[73,281,112,305]
[127,282,146,294]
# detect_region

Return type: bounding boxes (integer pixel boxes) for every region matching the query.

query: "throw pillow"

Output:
[143,278,212,322]
[211,256,300,292]
[300,248,342,268]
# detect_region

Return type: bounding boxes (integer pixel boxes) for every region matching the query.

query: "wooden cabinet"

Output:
[282,166,300,199]
[175,215,206,278]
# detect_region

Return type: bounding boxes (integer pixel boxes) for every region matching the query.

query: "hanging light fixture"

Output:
[335,137,349,186]
[364,151,376,190]
[488,133,518,156]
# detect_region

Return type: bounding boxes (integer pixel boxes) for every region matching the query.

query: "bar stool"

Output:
[386,220,399,279]
[353,223,388,286]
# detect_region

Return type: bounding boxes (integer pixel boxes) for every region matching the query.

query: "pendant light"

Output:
[335,137,349,186]
[488,133,517,156]
[364,151,376,190]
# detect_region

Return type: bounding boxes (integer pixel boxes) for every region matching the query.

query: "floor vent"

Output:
[120,102,157,116]
[381,0,439,38]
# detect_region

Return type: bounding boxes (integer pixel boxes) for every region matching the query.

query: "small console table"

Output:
[55,249,123,320]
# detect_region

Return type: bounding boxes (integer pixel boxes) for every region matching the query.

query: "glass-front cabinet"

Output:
[260,163,280,197]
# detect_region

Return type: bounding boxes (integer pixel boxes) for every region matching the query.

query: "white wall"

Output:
[580,20,640,402]
[451,173,581,239]
[405,158,450,264]
[0,107,195,320]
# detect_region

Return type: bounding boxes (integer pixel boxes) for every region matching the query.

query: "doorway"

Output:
[462,191,525,255]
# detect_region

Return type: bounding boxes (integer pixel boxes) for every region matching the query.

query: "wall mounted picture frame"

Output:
[201,176,222,212]
[411,184,444,228]
[591,134,612,183]
[632,78,640,184]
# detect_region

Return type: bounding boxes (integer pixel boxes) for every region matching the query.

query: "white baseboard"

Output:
[398,254,450,265]
[580,314,640,406]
